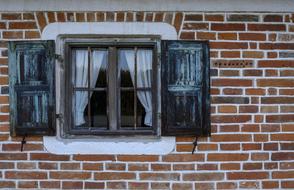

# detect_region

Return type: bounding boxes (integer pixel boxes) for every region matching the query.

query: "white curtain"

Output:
[74,50,106,126]
[121,50,153,126]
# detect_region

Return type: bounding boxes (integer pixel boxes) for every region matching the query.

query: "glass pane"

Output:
[118,49,134,87]
[89,91,107,128]
[72,49,88,88]
[136,49,153,88]
[73,90,89,127]
[136,90,152,127]
[121,91,134,128]
[92,50,108,88]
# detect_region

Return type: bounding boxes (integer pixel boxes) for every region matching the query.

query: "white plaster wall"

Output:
[42,22,177,155]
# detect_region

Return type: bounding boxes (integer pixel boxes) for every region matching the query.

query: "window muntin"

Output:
[64,39,158,136]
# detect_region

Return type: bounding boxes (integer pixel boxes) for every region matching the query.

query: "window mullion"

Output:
[108,47,118,131]
[87,47,91,129]
[134,47,138,130]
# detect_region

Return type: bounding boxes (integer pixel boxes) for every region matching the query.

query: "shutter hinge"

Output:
[54,54,63,62]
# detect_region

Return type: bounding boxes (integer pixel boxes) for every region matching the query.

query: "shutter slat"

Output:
[161,40,210,136]
[9,40,56,136]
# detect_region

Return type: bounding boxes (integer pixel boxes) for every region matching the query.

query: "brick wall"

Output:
[0,12,293,189]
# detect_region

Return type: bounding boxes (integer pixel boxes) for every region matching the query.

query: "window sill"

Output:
[43,136,175,155]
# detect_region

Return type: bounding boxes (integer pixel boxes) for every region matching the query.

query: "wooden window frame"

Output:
[61,36,161,137]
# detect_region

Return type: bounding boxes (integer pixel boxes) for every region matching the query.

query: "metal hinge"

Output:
[54,54,64,62]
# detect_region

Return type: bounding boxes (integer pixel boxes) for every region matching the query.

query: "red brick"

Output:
[73,154,114,161]
[263,181,279,189]
[210,42,248,49]
[117,155,158,162]
[264,143,279,150]
[227,172,268,180]
[23,13,34,20]
[281,143,294,150]
[151,182,170,189]
[212,79,252,86]
[83,163,103,170]
[50,171,91,179]
[180,32,195,40]
[40,181,60,189]
[162,154,204,162]
[18,181,38,188]
[0,153,27,160]
[173,164,195,171]
[0,181,15,188]
[183,173,224,181]
[246,88,265,95]
[57,13,66,22]
[218,106,237,113]
[197,164,218,170]
[258,79,294,87]
[1,13,21,20]
[218,33,237,40]
[185,14,203,21]
[36,12,47,31]
[220,163,240,170]
[211,115,251,123]
[154,12,164,22]
[3,31,23,39]
[266,115,294,123]
[105,163,126,171]
[62,181,83,189]
[223,88,242,95]
[196,32,216,40]
[207,153,248,161]
[60,162,80,170]
[239,105,258,113]
[273,171,294,179]
[243,162,262,170]
[25,31,40,39]
[95,172,136,180]
[30,153,69,161]
[76,12,86,22]
[280,162,294,169]
[217,182,237,189]
[9,22,37,29]
[85,182,104,189]
[282,181,294,188]
[174,12,183,33]
[2,143,43,151]
[205,14,224,21]
[261,97,294,104]
[38,162,57,170]
[264,15,283,22]
[248,24,286,31]
[47,12,56,23]
[17,162,36,169]
[242,143,261,150]
[243,51,264,58]
[116,12,125,22]
[239,182,260,189]
[272,152,294,161]
[128,163,148,171]
[211,23,245,31]
[183,23,209,30]
[5,171,47,179]
[172,183,193,190]
[239,33,266,41]
[0,22,6,29]
[252,153,269,160]
[129,182,149,189]
[221,51,240,58]
[197,144,218,151]
[260,43,294,50]
[219,125,239,132]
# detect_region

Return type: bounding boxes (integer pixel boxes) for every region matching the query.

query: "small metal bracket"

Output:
[191,137,198,154]
[20,134,27,152]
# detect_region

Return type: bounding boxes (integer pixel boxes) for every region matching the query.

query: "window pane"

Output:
[72,49,88,88]
[73,90,108,128]
[92,50,108,88]
[89,91,108,128]
[120,91,134,128]
[119,49,134,87]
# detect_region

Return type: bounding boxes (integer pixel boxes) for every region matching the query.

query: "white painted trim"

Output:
[41,22,177,40]
[44,136,175,155]
[0,0,293,12]
[42,22,177,155]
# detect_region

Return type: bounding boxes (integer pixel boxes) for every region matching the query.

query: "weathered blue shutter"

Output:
[161,40,210,136]
[9,41,55,136]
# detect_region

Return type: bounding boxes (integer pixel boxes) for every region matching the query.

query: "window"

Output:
[8,37,210,138]
[63,37,159,136]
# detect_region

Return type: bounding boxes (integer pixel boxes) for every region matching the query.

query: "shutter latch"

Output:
[191,137,198,154]
[20,134,27,152]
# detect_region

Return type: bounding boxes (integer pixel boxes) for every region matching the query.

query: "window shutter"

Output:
[9,41,56,136]
[161,40,210,136]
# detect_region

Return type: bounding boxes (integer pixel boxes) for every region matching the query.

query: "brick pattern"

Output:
[0,12,293,189]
